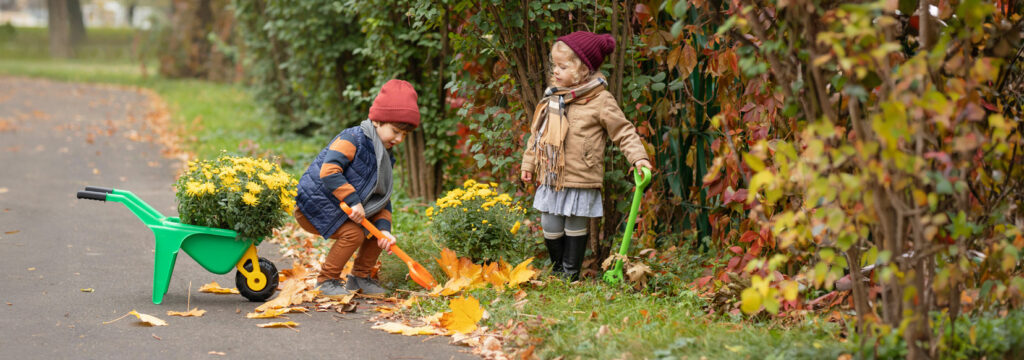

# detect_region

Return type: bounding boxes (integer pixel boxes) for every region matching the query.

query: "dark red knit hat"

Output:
[556,31,617,71]
[368,79,420,128]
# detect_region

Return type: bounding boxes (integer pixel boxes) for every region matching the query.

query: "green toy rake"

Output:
[603,167,652,285]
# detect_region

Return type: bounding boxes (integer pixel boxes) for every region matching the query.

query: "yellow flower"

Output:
[489,182,498,188]
[425,207,434,217]
[279,194,295,213]
[245,181,262,194]
[201,182,216,195]
[482,220,488,224]
[462,179,478,188]
[185,181,203,196]
[242,192,259,206]
[510,221,521,235]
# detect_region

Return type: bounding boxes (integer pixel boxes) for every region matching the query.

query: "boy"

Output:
[293,79,419,298]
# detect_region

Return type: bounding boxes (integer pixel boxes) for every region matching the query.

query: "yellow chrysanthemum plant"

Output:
[427,180,532,263]
[174,155,298,241]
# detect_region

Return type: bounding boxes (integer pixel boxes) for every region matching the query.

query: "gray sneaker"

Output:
[346,274,387,298]
[316,278,351,298]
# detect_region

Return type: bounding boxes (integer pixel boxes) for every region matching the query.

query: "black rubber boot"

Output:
[562,234,588,281]
[544,236,566,275]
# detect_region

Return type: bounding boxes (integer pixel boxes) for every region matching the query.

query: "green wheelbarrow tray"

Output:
[76,186,279,304]
[603,168,652,285]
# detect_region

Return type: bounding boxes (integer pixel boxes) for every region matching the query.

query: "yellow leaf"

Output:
[482,262,509,290]
[246,307,289,319]
[256,278,307,312]
[781,281,799,302]
[198,281,240,295]
[436,248,460,279]
[461,263,488,290]
[439,275,472,296]
[167,308,206,317]
[508,257,537,288]
[130,310,168,326]
[440,296,483,334]
[256,321,299,328]
[740,288,762,315]
[401,296,419,308]
[372,322,444,336]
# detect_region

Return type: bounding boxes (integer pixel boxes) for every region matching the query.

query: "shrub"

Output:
[174,155,297,240]
[428,180,531,262]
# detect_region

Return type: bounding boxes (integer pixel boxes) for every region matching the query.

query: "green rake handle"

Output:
[603,167,652,285]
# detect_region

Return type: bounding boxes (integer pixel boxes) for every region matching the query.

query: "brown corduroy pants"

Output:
[294,209,383,282]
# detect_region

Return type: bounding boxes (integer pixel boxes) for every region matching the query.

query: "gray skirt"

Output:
[532,185,603,217]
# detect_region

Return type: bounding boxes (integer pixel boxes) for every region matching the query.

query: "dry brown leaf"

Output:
[208,351,225,356]
[372,322,444,336]
[129,310,168,326]
[167,308,206,317]
[198,282,239,294]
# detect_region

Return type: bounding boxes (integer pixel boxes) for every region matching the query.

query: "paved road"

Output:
[0,77,473,359]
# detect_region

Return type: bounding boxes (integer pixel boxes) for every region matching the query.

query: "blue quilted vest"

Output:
[295,126,394,237]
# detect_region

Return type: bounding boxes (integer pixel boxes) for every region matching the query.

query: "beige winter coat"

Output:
[521,81,649,189]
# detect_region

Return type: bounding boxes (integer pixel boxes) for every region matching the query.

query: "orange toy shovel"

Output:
[340,203,438,290]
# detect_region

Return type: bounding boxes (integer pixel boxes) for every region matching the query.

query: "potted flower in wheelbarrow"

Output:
[77,155,297,304]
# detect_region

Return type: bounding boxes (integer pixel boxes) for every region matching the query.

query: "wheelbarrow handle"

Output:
[76,190,107,201]
[85,186,115,194]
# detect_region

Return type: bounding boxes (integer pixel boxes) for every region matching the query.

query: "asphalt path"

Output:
[0,77,474,359]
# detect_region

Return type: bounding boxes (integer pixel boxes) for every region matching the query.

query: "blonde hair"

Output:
[549,41,591,87]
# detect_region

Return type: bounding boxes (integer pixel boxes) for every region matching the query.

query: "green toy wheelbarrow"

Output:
[603,167,652,285]
[76,186,279,304]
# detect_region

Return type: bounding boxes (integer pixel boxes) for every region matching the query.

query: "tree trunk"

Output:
[67,0,85,45]
[47,0,72,58]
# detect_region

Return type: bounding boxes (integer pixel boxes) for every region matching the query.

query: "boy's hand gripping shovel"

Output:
[340,203,438,290]
[603,167,652,285]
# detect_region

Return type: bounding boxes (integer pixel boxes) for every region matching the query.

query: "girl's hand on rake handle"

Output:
[378,230,396,254]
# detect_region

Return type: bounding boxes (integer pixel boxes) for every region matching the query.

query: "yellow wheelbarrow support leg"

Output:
[235,244,267,292]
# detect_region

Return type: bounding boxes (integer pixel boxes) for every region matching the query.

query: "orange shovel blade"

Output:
[340,204,437,289]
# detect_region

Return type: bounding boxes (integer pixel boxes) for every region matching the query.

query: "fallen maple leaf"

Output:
[482,262,510,291]
[508,257,537,288]
[437,248,460,279]
[372,322,444,336]
[256,277,307,312]
[440,296,483,334]
[436,276,472,296]
[199,282,239,294]
[246,307,289,319]
[167,308,206,317]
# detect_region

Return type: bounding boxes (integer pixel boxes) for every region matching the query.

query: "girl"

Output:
[521,31,653,280]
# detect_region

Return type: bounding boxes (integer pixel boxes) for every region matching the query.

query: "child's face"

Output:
[376,122,409,149]
[551,50,578,88]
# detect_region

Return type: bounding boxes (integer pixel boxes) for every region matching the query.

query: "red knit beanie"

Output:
[368,79,420,128]
[556,31,617,71]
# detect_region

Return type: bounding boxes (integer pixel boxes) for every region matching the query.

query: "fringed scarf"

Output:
[530,76,607,190]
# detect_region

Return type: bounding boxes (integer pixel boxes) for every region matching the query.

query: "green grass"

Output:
[404,279,846,359]
[0,26,144,61]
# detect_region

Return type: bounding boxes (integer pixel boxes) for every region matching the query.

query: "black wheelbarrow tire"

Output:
[236,257,279,302]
